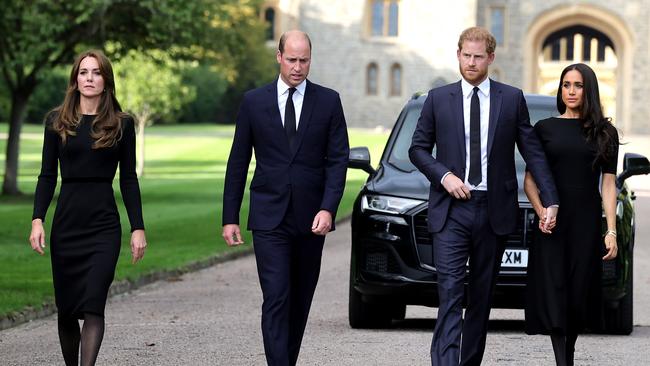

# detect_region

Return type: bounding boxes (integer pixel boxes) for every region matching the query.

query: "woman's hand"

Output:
[602,232,618,260]
[130,229,147,264]
[536,207,556,234]
[29,219,47,255]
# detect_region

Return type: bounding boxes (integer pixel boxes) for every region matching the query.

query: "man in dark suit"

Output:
[409,27,560,366]
[221,30,349,366]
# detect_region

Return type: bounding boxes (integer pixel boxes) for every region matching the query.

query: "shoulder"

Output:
[120,114,136,127]
[490,80,522,97]
[243,81,276,102]
[424,81,460,101]
[434,81,460,95]
[534,117,556,130]
[603,121,620,142]
[307,80,340,101]
[43,109,60,128]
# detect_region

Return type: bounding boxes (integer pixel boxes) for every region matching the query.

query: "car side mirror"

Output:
[617,153,650,188]
[348,146,375,175]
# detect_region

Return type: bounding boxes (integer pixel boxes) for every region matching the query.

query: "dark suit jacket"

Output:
[409,80,559,235]
[222,79,349,233]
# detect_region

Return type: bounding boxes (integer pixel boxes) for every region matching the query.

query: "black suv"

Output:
[348,93,650,335]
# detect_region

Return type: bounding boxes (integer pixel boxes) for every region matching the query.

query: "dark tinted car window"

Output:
[387,105,422,172]
[386,100,558,173]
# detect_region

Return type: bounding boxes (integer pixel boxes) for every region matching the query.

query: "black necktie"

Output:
[468,86,482,186]
[285,87,297,147]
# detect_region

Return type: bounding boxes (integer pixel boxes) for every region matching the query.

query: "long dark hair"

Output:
[556,63,619,168]
[52,50,127,148]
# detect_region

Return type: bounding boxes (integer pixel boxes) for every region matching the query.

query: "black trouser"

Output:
[252,206,325,366]
[430,192,506,366]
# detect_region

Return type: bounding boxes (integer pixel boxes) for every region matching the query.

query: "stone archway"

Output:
[523,4,634,133]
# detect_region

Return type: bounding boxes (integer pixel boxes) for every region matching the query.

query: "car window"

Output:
[386,100,558,173]
[386,106,423,172]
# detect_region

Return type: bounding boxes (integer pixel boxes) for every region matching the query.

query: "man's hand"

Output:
[540,206,558,233]
[442,173,471,200]
[312,210,332,236]
[223,224,244,246]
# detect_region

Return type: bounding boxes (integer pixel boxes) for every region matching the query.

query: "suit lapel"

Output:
[487,79,502,159]
[450,81,466,165]
[290,80,316,157]
[265,82,292,154]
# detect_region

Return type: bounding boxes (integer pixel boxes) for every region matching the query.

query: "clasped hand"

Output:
[537,206,558,234]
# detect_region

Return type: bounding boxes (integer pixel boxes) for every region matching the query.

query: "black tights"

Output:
[57,313,105,366]
[550,331,578,366]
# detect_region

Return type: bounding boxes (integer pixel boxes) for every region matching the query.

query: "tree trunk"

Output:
[136,118,146,177]
[2,91,30,195]
[135,107,150,178]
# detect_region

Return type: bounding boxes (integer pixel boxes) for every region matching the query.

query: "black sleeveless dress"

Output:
[32,114,144,318]
[525,117,618,334]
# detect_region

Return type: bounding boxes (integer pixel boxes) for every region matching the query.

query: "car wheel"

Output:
[348,274,393,329]
[603,252,633,335]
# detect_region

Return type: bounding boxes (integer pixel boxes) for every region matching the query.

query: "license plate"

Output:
[501,249,528,268]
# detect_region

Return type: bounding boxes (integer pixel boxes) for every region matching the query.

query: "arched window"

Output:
[390,63,402,96]
[367,63,378,95]
[264,8,275,41]
[369,0,399,37]
[542,25,615,62]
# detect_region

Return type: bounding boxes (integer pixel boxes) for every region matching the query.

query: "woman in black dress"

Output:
[28,50,146,366]
[524,63,619,366]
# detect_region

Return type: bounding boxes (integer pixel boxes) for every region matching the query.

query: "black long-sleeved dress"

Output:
[525,117,618,334]
[33,114,144,318]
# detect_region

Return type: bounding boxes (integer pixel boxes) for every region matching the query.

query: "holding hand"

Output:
[538,206,558,234]
[130,229,147,264]
[442,173,471,200]
[222,224,244,246]
[312,210,332,236]
[29,219,47,255]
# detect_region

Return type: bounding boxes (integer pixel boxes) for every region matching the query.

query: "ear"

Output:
[276,50,282,64]
[487,52,495,65]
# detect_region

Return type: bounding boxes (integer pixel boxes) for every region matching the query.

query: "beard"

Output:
[459,66,488,86]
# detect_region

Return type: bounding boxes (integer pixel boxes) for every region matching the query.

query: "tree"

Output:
[113,49,196,176]
[0,0,269,194]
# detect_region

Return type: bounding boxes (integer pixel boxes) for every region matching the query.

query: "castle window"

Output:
[370,0,399,37]
[390,63,402,96]
[489,7,505,45]
[367,63,378,95]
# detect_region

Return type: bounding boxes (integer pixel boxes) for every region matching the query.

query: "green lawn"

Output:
[0,123,388,317]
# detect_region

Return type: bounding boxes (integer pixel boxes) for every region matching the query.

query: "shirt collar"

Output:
[461,77,491,99]
[277,76,307,97]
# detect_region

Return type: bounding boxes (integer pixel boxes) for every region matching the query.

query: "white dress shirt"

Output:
[461,77,490,191]
[277,77,306,129]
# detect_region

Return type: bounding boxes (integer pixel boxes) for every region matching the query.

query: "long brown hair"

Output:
[556,63,619,168]
[52,50,126,148]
